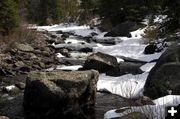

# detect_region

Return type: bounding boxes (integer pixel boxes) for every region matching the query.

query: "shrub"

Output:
[142,26,159,44]
[0,26,38,52]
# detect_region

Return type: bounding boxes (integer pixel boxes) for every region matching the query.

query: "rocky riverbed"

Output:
[0,22,180,119]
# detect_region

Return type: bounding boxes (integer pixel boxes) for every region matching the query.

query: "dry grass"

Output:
[0,26,38,53]
[142,26,159,44]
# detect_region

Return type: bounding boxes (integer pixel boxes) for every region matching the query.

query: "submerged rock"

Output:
[24,70,99,119]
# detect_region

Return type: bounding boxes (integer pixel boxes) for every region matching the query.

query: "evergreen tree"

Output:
[66,0,79,21]
[27,0,79,25]
[0,0,19,35]
[26,0,41,23]
[27,0,61,25]
[98,0,152,27]
[97,0,179,31]
[162,0,180,31]
[80,0,97,23]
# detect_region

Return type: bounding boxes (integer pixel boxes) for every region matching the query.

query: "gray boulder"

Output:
[82,52,118,73]
[15,43,34,52]
[24,70,99,119]
[144,43,180,99]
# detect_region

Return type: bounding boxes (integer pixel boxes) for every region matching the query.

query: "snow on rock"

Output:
[116,57,124,63]
[104,95,180,119]
[154,15,168,24]
[56,53,65,58]
[93,32,122,44]
[56,65,82,71]
[93,27,145,44]
[153,95,180,106]
[140,62,156,72]
[130,28,146,38]
[45,65,82,71]
[97,73,149,99]
[94,37,163,62]
[37,24,89,32]
[34,24,59,31]
[93,32,107,39]
[34,23,102,37]
[73,27,101,37]
[65,37,105,48]
[70,52,92,59]
[3,85,16,92]
[65,38,85,44]
[52,42,95,50]
[53,36,104,51]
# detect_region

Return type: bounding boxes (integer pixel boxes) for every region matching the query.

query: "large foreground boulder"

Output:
[82,52,118,73]
[104,21,140,37]
[144,43,180,99]
[24,70,99,119]
[0,116,9,119]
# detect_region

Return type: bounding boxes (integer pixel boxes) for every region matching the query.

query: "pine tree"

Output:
[80,0,97,23]
[163,0,180,30]
[0,0,19,35]
[27,0,65,25]
[98,0,151,27]
[66,0,79,21]
[26,0,41,23]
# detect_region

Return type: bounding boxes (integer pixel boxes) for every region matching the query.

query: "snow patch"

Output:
[94,37,163,62]
[56,65,82,71]
[130,28,145,38]
[140,62,156,72]
[34,23,102,37]
[56,53,65,58]
[97,73,149,99]
[104,95,180,119]
[4,85,16,92]
[116,57,124,63]
[70,52,92,59]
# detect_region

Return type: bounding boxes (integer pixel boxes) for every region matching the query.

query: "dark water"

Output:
[0,92,129,119]
[0,75,130,119]
[95,92,129,119]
